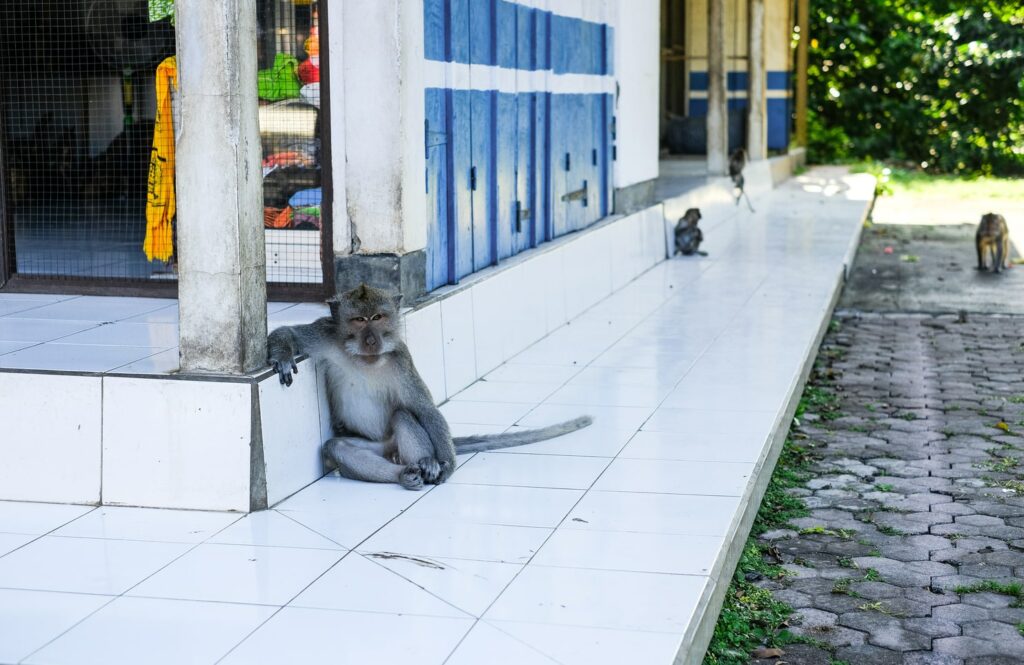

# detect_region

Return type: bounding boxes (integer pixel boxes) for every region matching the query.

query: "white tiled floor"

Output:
[0,169,871,664]
[0,299,326,374]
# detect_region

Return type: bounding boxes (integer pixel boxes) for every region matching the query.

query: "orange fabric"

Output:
[266,207,294,229]
[144,56,178,262]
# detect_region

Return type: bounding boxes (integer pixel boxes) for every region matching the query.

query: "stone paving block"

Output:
[902,653,965,665]
[835,643,903,665]
[736,316,1024,664]
[932,604,991,623]
[903,617,962,638]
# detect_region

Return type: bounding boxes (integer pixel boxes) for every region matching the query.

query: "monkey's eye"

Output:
[351,316,367,323]
[371,314,383,321]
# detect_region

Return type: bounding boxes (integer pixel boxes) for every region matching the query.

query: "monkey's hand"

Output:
[269,352,299,386]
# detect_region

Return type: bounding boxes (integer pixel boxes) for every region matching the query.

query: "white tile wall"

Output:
[439,289,477,399]
[403,303,446,401]
[0,373,102,504]
[259,363,324,507]
[102,378,253,511]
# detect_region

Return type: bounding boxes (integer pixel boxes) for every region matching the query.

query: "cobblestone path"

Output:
[752,313,1024,665]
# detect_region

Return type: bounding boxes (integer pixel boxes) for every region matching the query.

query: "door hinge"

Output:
[470,166,477,191]
[592,148,598,166]
[564,152,571,171]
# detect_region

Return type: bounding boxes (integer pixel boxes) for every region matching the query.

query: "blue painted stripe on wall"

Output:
[689,71,791,92]
[425,0,610,75]
[767,98,791,149]
[767,71,790,91]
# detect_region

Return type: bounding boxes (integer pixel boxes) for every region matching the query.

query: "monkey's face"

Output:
[329,284,402,361]
[979,213,1007,237]
[683,208,702,227]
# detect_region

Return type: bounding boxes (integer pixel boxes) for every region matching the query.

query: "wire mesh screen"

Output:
[258,0,325,285]
[0,0,326,287]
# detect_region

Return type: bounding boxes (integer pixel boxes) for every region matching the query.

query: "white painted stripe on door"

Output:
[425,61,615,95]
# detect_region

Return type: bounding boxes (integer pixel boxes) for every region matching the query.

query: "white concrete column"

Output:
[174,0,267,373]
[706,0,728,174]
[341,0,426,256]
[322,0,350,257]
[746,0,767,160]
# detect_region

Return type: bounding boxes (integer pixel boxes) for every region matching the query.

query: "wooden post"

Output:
[747,0,767,160]
[794,0,809,147]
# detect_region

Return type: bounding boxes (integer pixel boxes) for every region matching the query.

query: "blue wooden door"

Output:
[423,0,614,289]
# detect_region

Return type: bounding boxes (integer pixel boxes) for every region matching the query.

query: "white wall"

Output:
[612,0,661,189]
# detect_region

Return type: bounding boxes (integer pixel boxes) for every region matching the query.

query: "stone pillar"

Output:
[338,0,427,299]
[175,0,267,373]
[706,0,728,174]
[746,0,767,160]
[794,0,809,146]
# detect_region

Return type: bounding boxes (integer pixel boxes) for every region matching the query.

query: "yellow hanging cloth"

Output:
[144,56,178,262]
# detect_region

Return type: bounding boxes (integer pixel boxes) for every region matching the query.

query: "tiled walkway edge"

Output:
[678,213,869,665]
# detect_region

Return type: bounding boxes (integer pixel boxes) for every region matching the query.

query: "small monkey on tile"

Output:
[267,284,592,490]
[674,207,707,257]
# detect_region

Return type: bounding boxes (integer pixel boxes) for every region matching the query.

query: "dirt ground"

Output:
[839,194,1024,315]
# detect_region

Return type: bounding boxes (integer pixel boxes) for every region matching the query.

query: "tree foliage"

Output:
[808,0,1024,175]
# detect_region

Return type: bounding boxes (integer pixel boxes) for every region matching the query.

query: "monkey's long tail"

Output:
[453,416,593,453]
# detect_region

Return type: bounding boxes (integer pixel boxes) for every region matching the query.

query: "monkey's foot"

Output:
[399,465,425,491]
[415,457,442,484]
[435,460,455,484]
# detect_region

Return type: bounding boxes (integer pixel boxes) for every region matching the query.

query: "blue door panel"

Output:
[469,0,495,66]
[449,0,470,64]
[470,90,495,272]
[495,1,517,69]
[516,4,536,71]
[496,92,517,260]
[452,89,474,280]
[425,88,448,290]
[424,0,446,62]
[538,92,552,242]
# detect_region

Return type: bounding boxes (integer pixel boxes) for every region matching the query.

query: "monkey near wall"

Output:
[674,208,706,257]
[976,213,1011,274]
[729,148,755,213]
[268,284,592,490]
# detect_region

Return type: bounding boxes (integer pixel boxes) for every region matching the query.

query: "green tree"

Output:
[808,0,1024,175]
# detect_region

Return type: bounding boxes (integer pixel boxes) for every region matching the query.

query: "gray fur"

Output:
[453,416,593,453]
[268,283,592,490]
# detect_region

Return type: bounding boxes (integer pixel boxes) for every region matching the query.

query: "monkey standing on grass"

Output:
[268,284,593,490]
[976,212,1011,273]
[729,148,755,213]
[674,208,706,257]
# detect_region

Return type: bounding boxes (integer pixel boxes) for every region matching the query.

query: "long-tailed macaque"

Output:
[976,213,1011,274]
[268,284,592,490]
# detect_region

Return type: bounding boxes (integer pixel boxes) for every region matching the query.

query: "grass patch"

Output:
[877,525,904,536]
[875,483,894,492]
[797,385,842,422]
[851,163,1024,202]
[704,385,835,663]
[955,580,1024,607]
[981,456,1020,473]
[798,526,856,539]
[863,568,882,582]
[1009,395,1024,404]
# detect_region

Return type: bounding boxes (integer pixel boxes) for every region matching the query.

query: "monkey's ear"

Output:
[326,295,341,321]
[391,293,403,310]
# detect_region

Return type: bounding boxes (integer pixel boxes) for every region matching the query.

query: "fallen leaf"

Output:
[900,254,920,263]
[752,646,785,659]
[996,421,1011,432]
[883,246,894,254]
